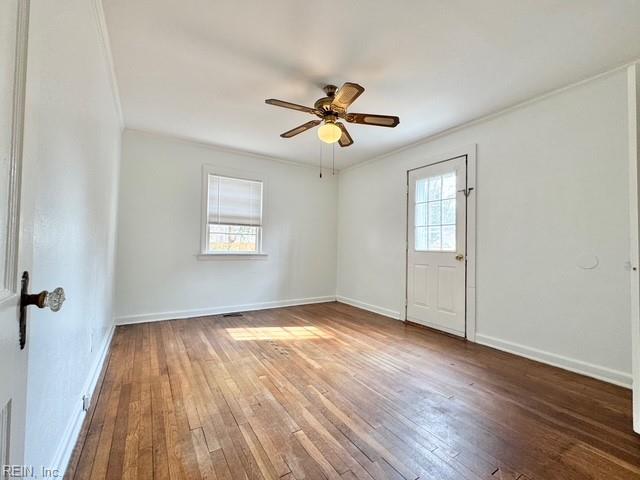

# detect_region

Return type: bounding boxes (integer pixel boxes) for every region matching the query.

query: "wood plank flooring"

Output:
[68,302,640,479]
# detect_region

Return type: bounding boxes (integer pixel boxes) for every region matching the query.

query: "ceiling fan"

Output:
[265,83,400,147]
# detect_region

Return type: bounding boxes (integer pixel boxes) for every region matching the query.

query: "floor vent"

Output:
[222,312,244,317]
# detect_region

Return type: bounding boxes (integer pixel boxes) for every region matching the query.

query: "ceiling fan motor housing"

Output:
[322,84,338,97]
[315,98,341,116]
[315,85,348,117]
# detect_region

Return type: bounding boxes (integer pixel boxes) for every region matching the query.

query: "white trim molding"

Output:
[403,144,478,341]
[476,334,632,389]
[51,324,115,477]
[342,56,640,175]
[628,62,640,432]
[116,296,337,325]
[196,253,268,260]
[200,164,266,257]
[336,296,402,320]
[92,0,124,128]
[127,128,331,171]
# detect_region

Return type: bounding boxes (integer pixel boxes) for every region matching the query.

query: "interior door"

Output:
[0,0,30,469]
[407,155,467,336]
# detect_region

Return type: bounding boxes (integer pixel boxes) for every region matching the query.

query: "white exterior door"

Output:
[0,0,30,469]
[407,156,467,337]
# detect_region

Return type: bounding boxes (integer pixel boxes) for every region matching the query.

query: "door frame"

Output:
[628,63,640,433]
[404,145,477,341]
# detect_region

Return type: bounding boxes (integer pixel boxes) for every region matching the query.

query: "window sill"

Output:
[196,253,269,261]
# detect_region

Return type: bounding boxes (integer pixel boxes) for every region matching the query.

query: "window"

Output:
[204,173,263,254]
[415,172,456,251]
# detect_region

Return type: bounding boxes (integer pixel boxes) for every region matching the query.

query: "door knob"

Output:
[455,254,465,261]
[18,271,66,349]
[22,287,66,311]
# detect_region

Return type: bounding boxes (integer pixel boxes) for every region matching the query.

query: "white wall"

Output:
[22,0,122,472]
[337,70,632,386]
[114,130,338,323]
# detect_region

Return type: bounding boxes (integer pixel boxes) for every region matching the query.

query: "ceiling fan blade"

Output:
[346,112,400,128]
[337,122,353,147]
[280,120,321,138]
[266,98,319,115]
[332,82,364,111]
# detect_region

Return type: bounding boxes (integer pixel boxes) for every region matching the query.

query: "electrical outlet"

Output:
[82,395,90,412]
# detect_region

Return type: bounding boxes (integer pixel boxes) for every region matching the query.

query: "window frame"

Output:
[414,172,457,252]
[199,165,267,258]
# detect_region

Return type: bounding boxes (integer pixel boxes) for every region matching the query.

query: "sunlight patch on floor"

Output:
[226,326,332,341]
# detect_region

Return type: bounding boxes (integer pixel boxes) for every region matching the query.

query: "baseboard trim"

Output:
[476,333,632,389]
[52,323,115,476]
[336,295,402,320]
[115,296,337,325]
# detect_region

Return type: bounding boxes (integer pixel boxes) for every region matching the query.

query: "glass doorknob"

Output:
[19,271,66,349]
[44,287,66,312]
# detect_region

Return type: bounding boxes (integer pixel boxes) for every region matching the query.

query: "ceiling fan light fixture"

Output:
[317,121,342,144]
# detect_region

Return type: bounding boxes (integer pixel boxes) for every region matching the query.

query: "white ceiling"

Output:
[103,0,640,168]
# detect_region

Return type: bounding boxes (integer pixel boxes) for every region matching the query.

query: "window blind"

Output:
[207,174,263,226]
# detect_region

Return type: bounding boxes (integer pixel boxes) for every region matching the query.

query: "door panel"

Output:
[437,266,456,313]
[407,156,467,336]
[413,264,429,306]
[0,0,30,468]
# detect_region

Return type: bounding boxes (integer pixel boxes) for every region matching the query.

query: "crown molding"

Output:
[92,0,124,129]
[125,127,341,172]
[342,57,640,173]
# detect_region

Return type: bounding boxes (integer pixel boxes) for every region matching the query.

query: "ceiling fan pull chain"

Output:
[332,143,335,175]
[319,141,323,178]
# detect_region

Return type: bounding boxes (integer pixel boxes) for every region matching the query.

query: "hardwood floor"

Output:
[68,302,639,479]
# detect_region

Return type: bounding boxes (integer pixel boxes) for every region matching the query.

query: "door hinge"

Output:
[458,187,474,197]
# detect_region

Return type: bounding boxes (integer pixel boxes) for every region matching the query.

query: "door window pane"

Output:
[442,173,456,199]
[415,227,427,250]
[428,202,441,225]
[427,226,441,250]
[415,178,428,203]
[442,198,456,224]
[414,171,457,251]
[415,203,427,226]
[428,176,441,200]
[442,225,456,250]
